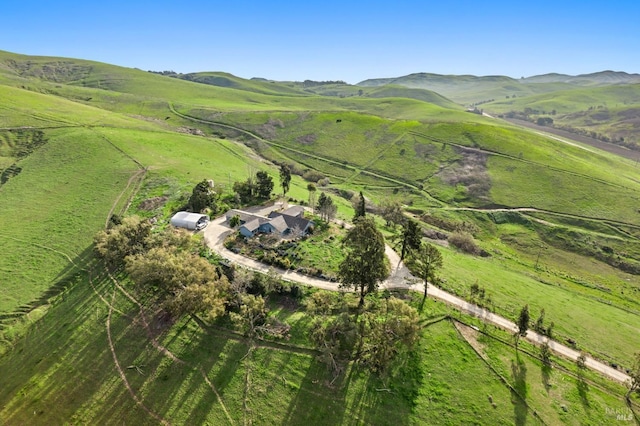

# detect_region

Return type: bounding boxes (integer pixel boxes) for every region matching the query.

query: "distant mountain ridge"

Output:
[358,70,640,88]
[357,71,640,105]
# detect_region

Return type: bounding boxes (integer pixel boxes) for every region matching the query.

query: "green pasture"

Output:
[0,127,136,314]
[0,273,628,424]
[436,240,640,366]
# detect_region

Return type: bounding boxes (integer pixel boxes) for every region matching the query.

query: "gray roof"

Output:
[241,217,269,232]
[170,212,209,229]
[268,211,313,232]
[268,215,289,233]
[280,205,305,217]
[226,209,267,224]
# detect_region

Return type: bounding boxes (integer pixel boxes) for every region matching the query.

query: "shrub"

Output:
[448,232,481,255]
[302,169,326,183]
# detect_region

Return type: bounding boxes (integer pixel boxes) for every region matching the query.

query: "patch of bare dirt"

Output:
[138,196,168,211]
[177,127,206,136]
[296,133,317,145]
[257,118,284,139]
[454,321,488,360]
[437,148,491,200]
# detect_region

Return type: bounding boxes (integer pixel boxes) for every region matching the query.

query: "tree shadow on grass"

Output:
[511,355,528,426]
[181,330,247,425]
[576,370,590,410]
[0,268,158,424]
[0,246,94,331]
[541,363,552,394]
[282,356,350,425]
[282,349,418,426]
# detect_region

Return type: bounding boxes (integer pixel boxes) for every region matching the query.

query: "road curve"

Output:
[202,208,631,385]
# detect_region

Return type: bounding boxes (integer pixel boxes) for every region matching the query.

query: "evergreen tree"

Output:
[189,179,217,213]
[338,217,389,308]
[255,171,274,199]
[353,191,366,219]
[406,242,443,310]
[516,304,530,348]
[279,164,291,197]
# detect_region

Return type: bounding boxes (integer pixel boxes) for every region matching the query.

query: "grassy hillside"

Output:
[0,278,630,424]
[1,50,640,424]
[357,71,640,106]
[485,84,640,146]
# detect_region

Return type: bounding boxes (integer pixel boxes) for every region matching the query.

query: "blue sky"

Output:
[2,1,638,83]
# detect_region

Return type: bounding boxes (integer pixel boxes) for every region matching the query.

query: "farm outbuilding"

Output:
[170,212,209,230]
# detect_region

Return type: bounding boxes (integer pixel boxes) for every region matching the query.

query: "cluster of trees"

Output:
[94,217,230,321]
[94,216,300,340]
[302,80,347,87]
[231,164,291,205]
[233,170,274,203]
[316,192,337,221]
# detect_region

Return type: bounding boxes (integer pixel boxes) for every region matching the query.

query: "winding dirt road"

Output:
[202,207,632,386]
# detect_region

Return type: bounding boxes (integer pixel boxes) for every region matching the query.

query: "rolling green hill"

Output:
[485,84,640,146]
[358,71,640,106]
[1,50,639,424]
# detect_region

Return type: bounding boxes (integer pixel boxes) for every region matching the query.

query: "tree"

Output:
[576,351,587,370]
[126,247,229,321]
[540,341,551,365]
[230,294,268,338]
[358,297,420,373]
[307,183,317,213]
[229,214,240,228]
[353,191,366,220]
[397,218,422,261]
[534,308,546,333]
[255,171,274,199]
[405,242,443,310]
[233,178,255,204]
[189,179,217,213]
[516,304,530,348]
[317,192,337,221]
[311,313,357,377]
[628,352,640,399]
[338,217,389,308]
[94,216,151,269]
[279,164,291,197]
[380,200,405,229]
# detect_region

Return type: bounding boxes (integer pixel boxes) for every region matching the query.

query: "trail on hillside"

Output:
[105,289,170,425]
[441,206,640,233]
[168,103,444,206]
[105,271,236,425]
[409,130,637,192]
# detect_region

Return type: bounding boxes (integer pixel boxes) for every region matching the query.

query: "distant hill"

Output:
[174,72,311,96]
[358,71,640,105]
[521,71,640,85]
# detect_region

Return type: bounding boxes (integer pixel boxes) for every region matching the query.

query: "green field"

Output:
[1,50,640,423]
[0,276,630,424]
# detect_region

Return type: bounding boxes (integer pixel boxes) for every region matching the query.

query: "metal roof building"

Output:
[170,212,209,230]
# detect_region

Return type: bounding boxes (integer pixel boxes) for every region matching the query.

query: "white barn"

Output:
[170,212,209,230]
